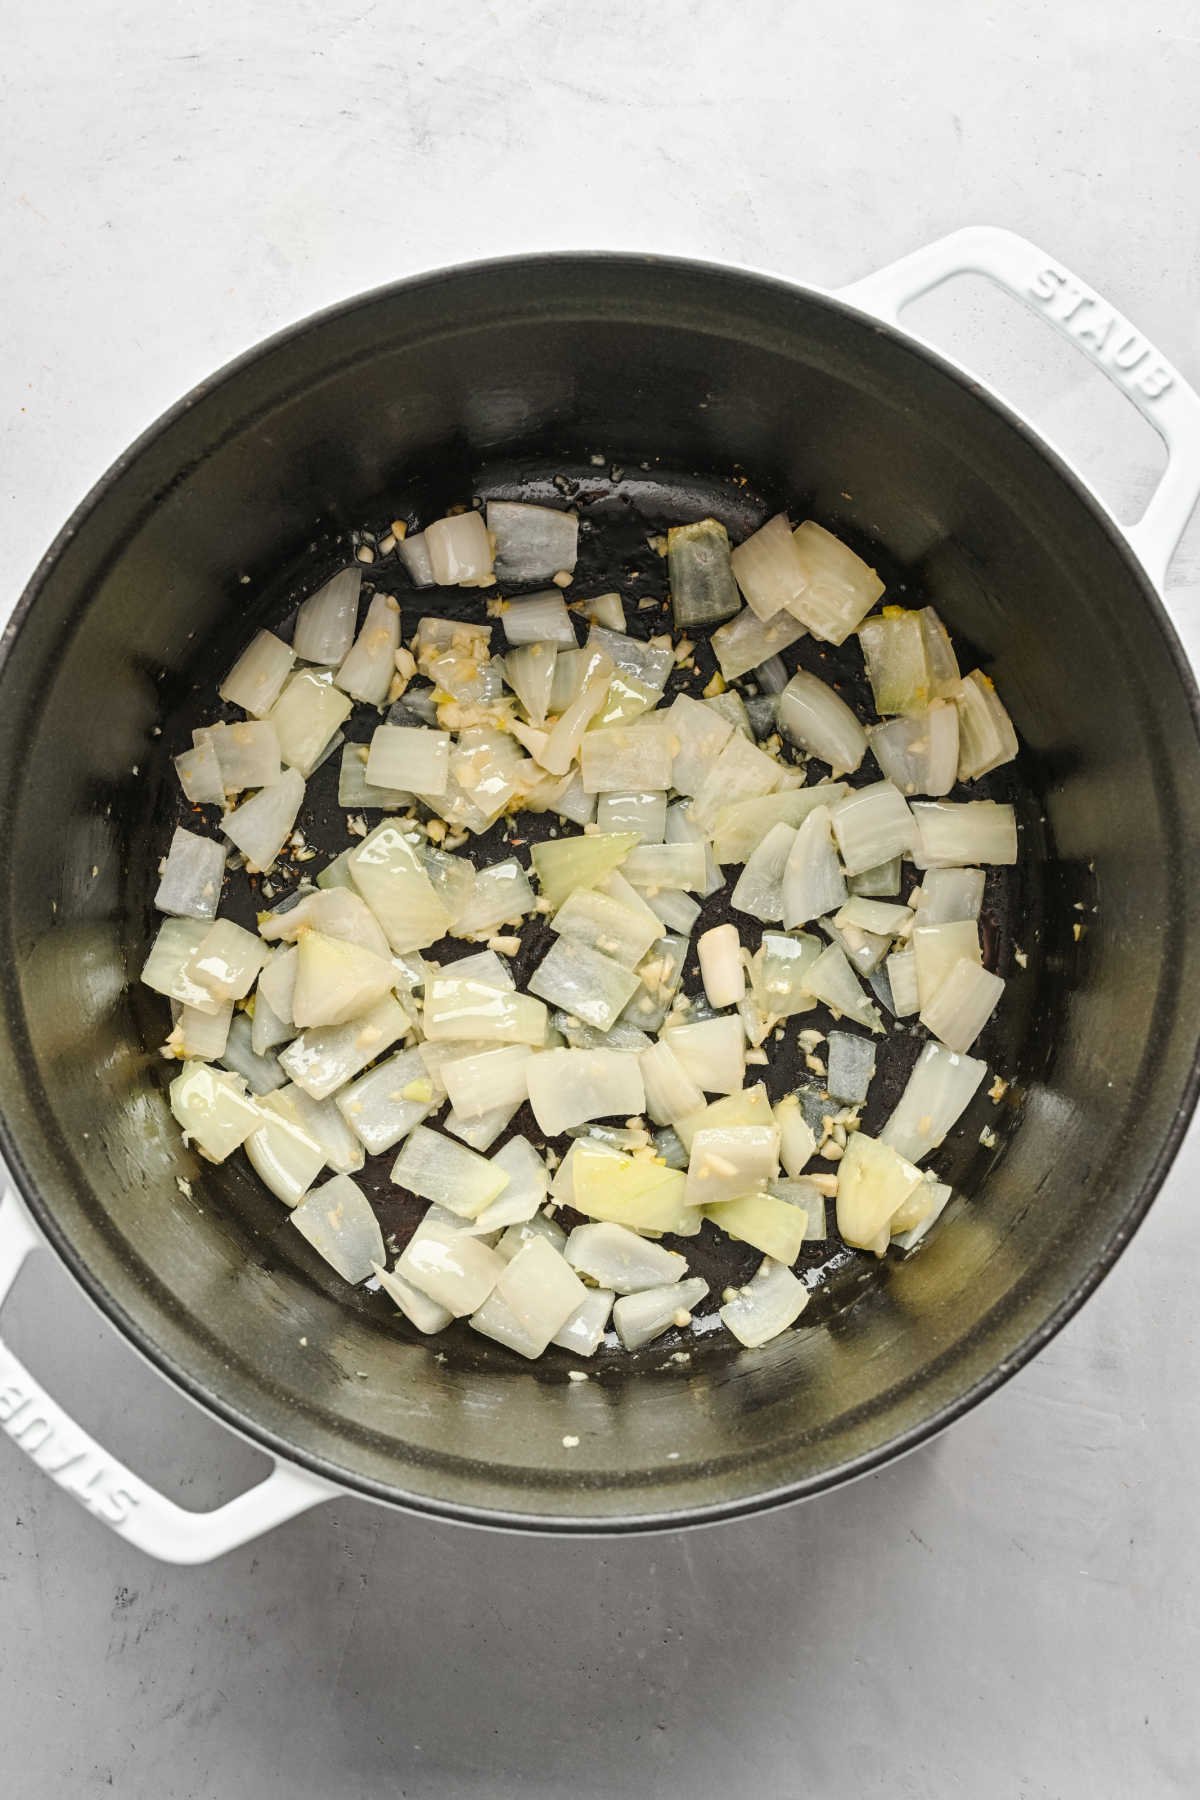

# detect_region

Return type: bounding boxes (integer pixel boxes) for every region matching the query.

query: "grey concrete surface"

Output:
[3,3,1200,1795]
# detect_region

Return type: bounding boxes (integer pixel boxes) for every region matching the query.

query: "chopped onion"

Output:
[255,947,297,1028]
[663,1015,745,1096]
[918,607,962,698]
[528,937,640,1031]
[424,976,547,1045]
[502,590,578,647]
[550,885,661,971]
[667,519,740,628]
[243,1093,325,1206]
[496,1213,568,1261]
[698,923,745,1010]
[293,568,360,664]
[704,1191,806,1264]
[913,867,985,926]
[576,591,625,631]
[800,942,883,1033]
[391,1124,509,1218]
[164,999,233,1061]
[595,789,667,841]
[953,670,1019,779]
[445,1098,522,1152]
[174,740,225,806]
[220,629,296,717]
[885,948,919,1016]
[539,657,613,774]
[337,743,410,810]
[439,947,514,989]
[753,931,821,1018]
[581,723,673,795]
[530,830,638,911]
[781,804,847,928]
[826,1031,877,1102]
[186,918,269,1002]
[730,513,810,620]
[711,606,807,682]
[777,671,867,776]
[893,1179,953,1250]
[414,618,495,703]
[665,802,723,895]
[912,920,981,1011]
[836,1133,924,1254]
[526,1047,645,1135]
[831,781,916,876]
[565,1141,691,1233]
[261,887,391,959]
[397,1211,505,1315]
[169,1061,260,1162]
[729,820,796,923]
[705,689,754,738]
[623,842,707,894]
[469,1237,588,1358]
[848,856,902,896]
[613,1277,708,1350]
[910,800,1018,868]
[218,1012,286,1094]
[374,1261,452,1333]
[316,848,355,891]
[417,1036,493,1101]
[347,823,450,952]
[439,1044,532,1121]
[867,703,959,798]
[331,1047,433,1153]
[879,1040,987,1161]
[708,786,835,868]
[639,1039,706,1126]
[279,993,409,1099]
[685,1123,780,1208]
[289,1174,385,1283]
[425,511,493,585]
[556,1014,653,1054]
[275,1081,364,1174]
[452,858,535,938]
[834,896,912,937]
[467,1136,548,1232]
[504,642,558,724]
[335,593,401,706]
[858,611,930,714]
[265,670,352,777]
[666,694,734,796]
[920,958,1004,1053]
[154,827,226,921]
[143,918,224,1013]
[565,1221,688,1293]
[720,1257,809,1346]
[774,1094,816,1176]
[397,530,435,588]
[195,720,281,792]
[586,626,673,693]
[821,915,890,979]
[786,522,884,644]
[676,1084,774,1153]
[291,931,397,1029]
[690,733,784,832]
[365,724,450,796]
[552,1286,616,1356]
[487,500,578,581]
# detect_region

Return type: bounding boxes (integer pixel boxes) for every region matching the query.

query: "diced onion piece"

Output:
[698,924,745,1010]
[622,843,707,896]
[858,611,931,714]
[528,937,640,1032]
[335,593,401,706]
[685,1123,780,1208]
[552,1287,616,1356]
[831,781,916,876]
[613,1277,708,1350]
[293,568,361,664]
[504,642,558,724]
[821,916,890,979]
[665,803,723,895]
[730,513,810,619]
[165,999,234,1061]
[910,800,1017,868]
[391,1125,509,1218]
[439,947,514,989]
[826,1031,877,1103]
[848,856,902,896]
[666,694,734,797]
[918,607,962,699]
[279,994,409,1099]
[729,820,797,923]
[595,788,667,841]
[169,1062,260,1162]
[220,629,296,717]
[347,823,451,953]
[448,858,532,939]
[565,1221,687,1293]
[440,1043,532,1120]
[414,617,495,703]
[154,827,226,921]
[526,1047,645,1135]
[777,671,868,776]
[576,591,624,631]
[331,1047,433,1153]
[920,957,1004,1052]
[174,740,225,806]
[912,921,981,1010]
[530,831,638,911]
[753,931,821,1018]
[885,949,919,1016]
[879,1041,987,1161]
[893,1180,953,1250]
[261,887,391,959]
[690,733,784,833]
[709,787,837,868]
[418,1036,494,1100]
[580,724,673,795]
[800,942,884,1033]
[142,919,225,1013]
[487,500,578,581]
[194,720,282,791]
[467,1136,549,1232]
[316,849,355,890]
[243,1093,325,1206]
[720,1257,809,1346]
[667,519,740,628]
[711,607,807,682]
[705,689,753,737]
[273,1082,364,1174]
[469,1237,589,1358]
[565,1141,691,1233]
[953,670,1019,779]
[290,931,397,1029]
[585,626,672,694]
[662,1015,745,1096]
[425,511,493,585]
[786,522,884,644]
[675,1084,774,1153]
[500,589,577,647]
[290,1174,385,1283]
[398,531,435,588]
[185,918,269,1002]
[705,1190,807,1264]
[834,897,912,937]
[396,1211,506,1315]
[213,1012,277,1095]
[364,724,450,796]
[639,1039,706,1126]
[539,659,614,774]
[337,743,410,809]
[445,1099,522,1153]
[374,1261,452,1333]
[867,703,959,798]
[265,669,352,777]
[781,803,847,928]
[775,1094,817,1176]
[424,976,547,1045]
[836,1132,924,1253]
[913,867,985,926]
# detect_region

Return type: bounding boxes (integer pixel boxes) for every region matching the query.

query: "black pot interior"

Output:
[1,256,1197,1527]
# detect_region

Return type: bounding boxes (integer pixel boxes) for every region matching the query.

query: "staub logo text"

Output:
[1028,266,1173,401]
[0,1376,139,1525]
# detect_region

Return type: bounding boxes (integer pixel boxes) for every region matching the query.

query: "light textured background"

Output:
[3,3,1200,1796]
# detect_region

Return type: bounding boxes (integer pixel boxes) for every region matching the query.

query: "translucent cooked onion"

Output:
[174,740,225,806]
[639,1039,706,1126]
[397,1210,506,1315]
[220,630,296,718]
[685,1123,780,1208]
[425,511,493,585]
[729,512,810,620]
[666,694,734,796]
[703,1192,806,1265]
[487,500,578,581]
[154,827,226,921]
[595,789,668,841]
[910,800,1018,868]
[912,920,982,1011]
[879,1041,987,1161]
[333,1046,434,1153]
[914,867,985,926]
[530,830,638,911]
[279,994,410,1100]
[777,671,867,776]
[337,743,410,810]
[835,1132,924,1253]
[785,522,884,644]
[526,1047,645,1135]
[826,1031,877,1102]
[293,568,361,664]
[613,1277,708,1350]
[667,519,740,629]
[953,670,1019,779]
[753,931,821,1019]
[527,937,639,1032]
[719,1257,809,1346]
[858,611,930,714]
[782,804,847,928]
[169,1061,260,1161]
[729,820,797,923]
[711,607,807,682]
[920,958,1004,1053]
[662,1015,746,1096]
[800,942,884,1033]
[346,823,450,953]
[291,931,397,1029]
[502,590,578,647]
[504,643,557,725]
[335,593,401,706]
[565,1221,687,1293]
[243,1094,325,1206]
[270,672,354,777]
[424,976,547,1045]
[195,720,281,792]
[830,781,916,876]
[867,704,959,798]
[469,1237,589,1358]
[391,1124,510,1218]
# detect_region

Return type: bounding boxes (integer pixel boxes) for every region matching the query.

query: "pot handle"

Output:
[837,225,1200,589]
[0,1185,338,1564]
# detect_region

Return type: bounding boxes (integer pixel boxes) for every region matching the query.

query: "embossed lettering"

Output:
[99,1484,140,1526]
[42,1443,90,1481]
[0,1380,28,1424]
[1029,265,1062,301]
[11,1407,54,1453]
[1136,363,1174,400]
[1055,281,1090,322]
[1073,304,1113,352]
[1110,329,1150,372]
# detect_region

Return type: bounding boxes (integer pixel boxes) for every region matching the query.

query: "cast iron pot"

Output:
[2,227,1199,1563]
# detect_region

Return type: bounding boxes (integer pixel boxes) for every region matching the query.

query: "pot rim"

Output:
[4,249,1199,1532]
